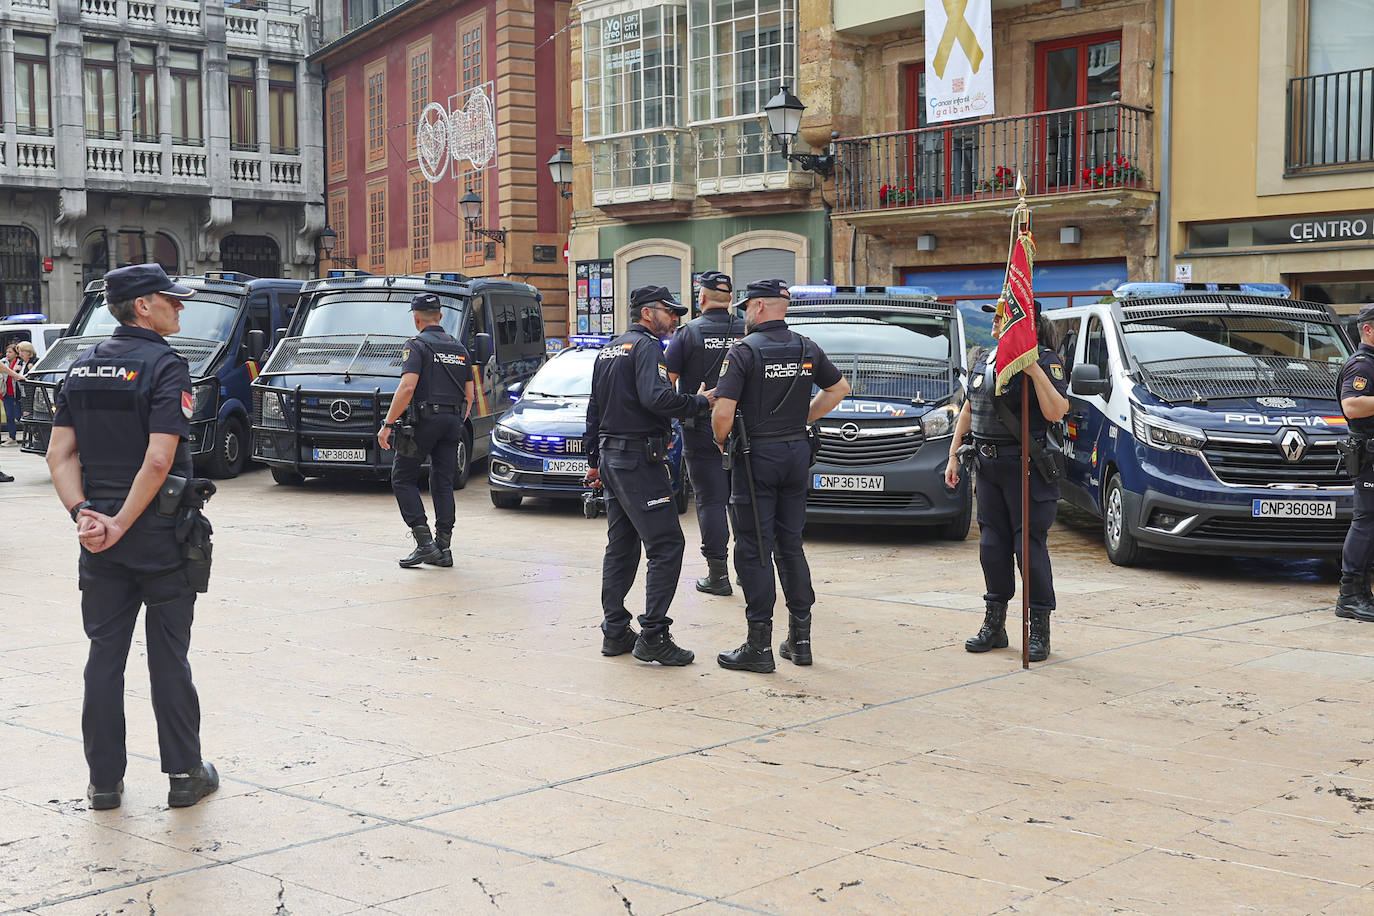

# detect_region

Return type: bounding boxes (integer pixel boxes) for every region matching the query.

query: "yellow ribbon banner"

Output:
[933,0,985,78]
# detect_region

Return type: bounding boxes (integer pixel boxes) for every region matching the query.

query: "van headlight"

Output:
[191,381,216,420]
[493,422,521,445]
[260,391,287,427]
[921,404,959,439]
[1131,407,1206,453]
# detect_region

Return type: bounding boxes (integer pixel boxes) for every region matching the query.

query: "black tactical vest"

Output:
[411,328,470,408]
[968,348,1010,441]
[677,311,742,395]
[1341,348,1374,437]
[738,330,814,443]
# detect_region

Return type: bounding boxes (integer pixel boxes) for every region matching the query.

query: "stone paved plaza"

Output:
[2,446,1373,914]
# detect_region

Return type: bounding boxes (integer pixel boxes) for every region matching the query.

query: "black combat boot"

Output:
[1027,608,1051,662]
[168,761,219,808]
[432,528,454,567]
[398,524,443,568]
[717,621,775,673]
[778,614,812,666]
[631,630,695,666]
[695,557,733,596]
[1335,573,1374,621]
[965,601,1009,653]
[601,626,639,657]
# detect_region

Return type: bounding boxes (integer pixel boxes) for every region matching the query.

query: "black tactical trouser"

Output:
[599,445,685,640]
[79,509,201,788]
[975,452,1059,611]
[1342,466,1374,575]
[685,444,730,562]
[730,439,814,624]
[392,414,463,532]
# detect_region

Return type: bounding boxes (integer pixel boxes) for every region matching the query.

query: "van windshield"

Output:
[298,295,463,338]
[525,348,596,397]
[75,291,241,342]
[1121,315,1349,364]
[789,315,952,362]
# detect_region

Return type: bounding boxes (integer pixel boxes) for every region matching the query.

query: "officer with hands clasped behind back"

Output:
[711,279,851,673]
[945,306,1069,662]
[665,269,741,596]
[584,285,716,666]
[378,293,475,569]
[46,263,219,811]
[1333,302,1374,622]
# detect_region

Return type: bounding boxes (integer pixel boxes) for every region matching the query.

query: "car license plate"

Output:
[313,447,365,462]
[544,457,589,475]
[812,474,884,491]
[1252,498,1335,519]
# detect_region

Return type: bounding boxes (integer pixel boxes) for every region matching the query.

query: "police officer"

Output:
[1334,302,1374,621]
[944,307,1069,662]
[665,269,740,595]
[584,285,714,665]
[711,279,851,673]
[379,292,474,568]
[45,263,218,810]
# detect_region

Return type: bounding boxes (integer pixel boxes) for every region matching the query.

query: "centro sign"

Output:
[1288,216,1373,243]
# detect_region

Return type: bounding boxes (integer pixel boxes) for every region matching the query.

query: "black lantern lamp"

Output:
[460,188,507,245]
[763,85,834,178]
[547,147,574,199]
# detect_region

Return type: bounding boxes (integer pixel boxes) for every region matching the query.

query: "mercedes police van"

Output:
[251,270,544,485]
[20,272,298,478]
[1045,281,1353,566]
[785,285,972,538]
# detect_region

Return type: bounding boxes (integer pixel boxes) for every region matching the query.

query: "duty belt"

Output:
[599,435,646,451]
[418,403,461,416]
[749,431,807,445]
[975,440,1019,458]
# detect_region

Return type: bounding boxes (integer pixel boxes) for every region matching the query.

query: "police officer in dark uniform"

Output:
[711,279,851,673]
[665,269,740,596]
[945,307,1069,662]
[46,263,218,810]
[1334,302,1374,621]
[584,285,714,665]
[379,292,474,568]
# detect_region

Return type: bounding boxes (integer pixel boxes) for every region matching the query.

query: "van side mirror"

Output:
[475,332,494,365]
[506,380,524,402]
[274,327,288,345]
[1070,363,1111,397]
[247,329,267,360]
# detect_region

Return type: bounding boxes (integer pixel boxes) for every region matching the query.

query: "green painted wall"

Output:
[597,210,830,282]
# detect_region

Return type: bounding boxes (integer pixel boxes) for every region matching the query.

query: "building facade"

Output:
[1167,0,1374,313]
[0,0,324,321]
[315,0,574,337]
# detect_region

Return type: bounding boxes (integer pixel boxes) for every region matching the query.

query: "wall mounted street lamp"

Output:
[459,189,506,245]
[547,147,573,199]
[763,84,834,178]
[317,225,356,268]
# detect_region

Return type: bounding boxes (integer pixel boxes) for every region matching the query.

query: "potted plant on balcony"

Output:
[1081,155,1145,188]
[979,165,1018,193]
[879,184,919,207]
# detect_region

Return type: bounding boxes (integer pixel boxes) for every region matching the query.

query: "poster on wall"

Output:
[925,0,994,124]
[575,258,616,338]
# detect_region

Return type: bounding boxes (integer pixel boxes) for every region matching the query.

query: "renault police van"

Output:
[1045,282,1353,565]
[251,270,544,485]
[20,272,298,478]
[786,285,972,538]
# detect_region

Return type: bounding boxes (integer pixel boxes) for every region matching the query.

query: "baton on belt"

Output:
[732,411,767,569]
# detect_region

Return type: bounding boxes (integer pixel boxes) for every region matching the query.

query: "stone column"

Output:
[495,0,539,275]
[0,33,16,131]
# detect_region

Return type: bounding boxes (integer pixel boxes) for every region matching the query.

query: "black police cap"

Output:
[1357,303,1374,325]
[698,270,732,293]
[629,285,687,316]
[105,263,194,302]
[743,278,790,300]
[411,292,443,311]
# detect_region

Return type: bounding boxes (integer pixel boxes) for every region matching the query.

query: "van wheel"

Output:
[1103,473,1143,566]
[205,415,248,479]
[454,430,473,490]
[490,490,521,509]
[937,484,973,540]
[271,467,306,486]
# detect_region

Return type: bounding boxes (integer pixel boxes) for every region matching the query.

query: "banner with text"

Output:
[925,0,994,124]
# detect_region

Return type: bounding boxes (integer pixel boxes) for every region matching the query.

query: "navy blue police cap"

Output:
[411,292,443,311]
[1357,303,1374,325]
[105,263,194,302]
[743,278,790,300]
[698,270,732,293]
[629,285,687,316]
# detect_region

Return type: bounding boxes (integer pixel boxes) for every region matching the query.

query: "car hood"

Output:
[499,396,590,434]
[1132,384,1346,436]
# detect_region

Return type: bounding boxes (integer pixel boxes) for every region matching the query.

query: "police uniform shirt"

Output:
[714,319,844,405]
[53,325,193,491]
[968,344,1068,442]
[401,325,471,406]
[1339,343,1374,437]
[583,324,708,467]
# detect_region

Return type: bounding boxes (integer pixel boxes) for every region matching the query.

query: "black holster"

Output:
[645,435,667,463]
[806,423,821,467]
[163,475,216,593]
[1338,437,1369,477]
[392,421,420,458]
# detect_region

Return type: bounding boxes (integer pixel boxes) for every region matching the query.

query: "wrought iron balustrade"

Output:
[1287,66,1374,172]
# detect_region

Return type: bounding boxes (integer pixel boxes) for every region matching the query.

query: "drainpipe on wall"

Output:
[1157,0,1175,282]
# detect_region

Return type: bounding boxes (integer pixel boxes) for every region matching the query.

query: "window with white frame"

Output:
[687,0,795,124]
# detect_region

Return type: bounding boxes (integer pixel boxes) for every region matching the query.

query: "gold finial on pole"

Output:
[1014,170,1026,203]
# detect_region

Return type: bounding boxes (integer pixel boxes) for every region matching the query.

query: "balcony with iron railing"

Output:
[588,130,695,208]
[225,0,319,49]
[1287,66,1374,174]
[834,101,1153,218]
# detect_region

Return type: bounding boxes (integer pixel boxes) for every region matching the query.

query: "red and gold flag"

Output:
[994,230,1037,395]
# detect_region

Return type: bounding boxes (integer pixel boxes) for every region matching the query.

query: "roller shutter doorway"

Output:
[731,248,796,287]
[626,254,684,304]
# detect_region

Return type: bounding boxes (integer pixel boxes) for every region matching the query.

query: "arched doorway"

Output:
[220,235,280,278]
[0,226,41,315]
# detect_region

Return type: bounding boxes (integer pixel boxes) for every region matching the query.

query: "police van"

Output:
[1,314,69,360]
[251,270,544,485]
[20,272,299,478]
[1045,282,1354,565]
[785,285,973,537]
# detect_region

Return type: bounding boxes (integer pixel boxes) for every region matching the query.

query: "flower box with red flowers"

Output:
[979,165,1018,193]
[878,184,919,207]
[1081,156,1145,188]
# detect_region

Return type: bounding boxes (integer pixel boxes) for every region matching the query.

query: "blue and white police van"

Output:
[786,285,973,538]
[1044,282,1354,565]
[487,335,688,513]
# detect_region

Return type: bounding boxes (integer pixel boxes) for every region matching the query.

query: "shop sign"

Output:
[1286,216,1373,243]
[1188,213,1374,251]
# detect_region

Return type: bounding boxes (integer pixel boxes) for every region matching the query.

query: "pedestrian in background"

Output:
[1,342,24,445]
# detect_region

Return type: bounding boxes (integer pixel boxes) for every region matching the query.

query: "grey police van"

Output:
[20,271,298,478]
[786,284,973,537]
[251,270,545,485]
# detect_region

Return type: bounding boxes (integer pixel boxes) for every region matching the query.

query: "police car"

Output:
[20,272,298,478]
[488,335,687,512]
[1045,281,1354,565]
[1,313,68,361]
[785,286,973,537]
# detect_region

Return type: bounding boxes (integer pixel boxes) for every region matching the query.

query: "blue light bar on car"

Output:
[788,285,939,300]
[325,268,374,279]
[1114,282,1292,300]
[570,335,612,347]
[1,313,48,323]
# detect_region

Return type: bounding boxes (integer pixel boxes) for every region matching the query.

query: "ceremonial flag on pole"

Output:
[994,231,1037,396]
